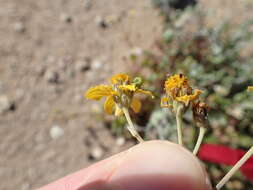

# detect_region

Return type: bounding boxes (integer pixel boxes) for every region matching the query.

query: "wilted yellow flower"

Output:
[192,101,209,128]
[248,86,253,91]
[161,74,202,107]
[175,89,202,106]
[85,73,153,116]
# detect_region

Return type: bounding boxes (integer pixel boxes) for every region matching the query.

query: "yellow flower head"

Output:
[165,73,188,91]
[161,74,202,107]
[248,86,253,91]
[85,73,153,116]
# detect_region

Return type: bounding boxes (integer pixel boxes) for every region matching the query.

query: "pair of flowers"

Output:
[86,73,205,117]
[86,73,205,116]
[85,73,207,146]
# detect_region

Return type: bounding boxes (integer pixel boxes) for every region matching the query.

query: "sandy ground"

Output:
[1,0,253,189]
[0,0,162,189]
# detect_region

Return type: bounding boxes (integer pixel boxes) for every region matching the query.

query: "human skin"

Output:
[37,140,213,190]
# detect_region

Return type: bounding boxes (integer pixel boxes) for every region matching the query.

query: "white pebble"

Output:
[50,125,64,139]
[90,147,104,160]
[116,137,125,146]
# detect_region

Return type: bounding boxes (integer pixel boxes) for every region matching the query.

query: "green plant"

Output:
[126,7,253,189]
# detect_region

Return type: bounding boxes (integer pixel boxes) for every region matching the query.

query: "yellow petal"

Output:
[175,89,202,105]
[115,105,123,116]
[118,84,137,92]
[165,74,189,90]
[161,97,172,108]
[131,98,142,113]
[103,96,115,114]
[110,73,130,84]
[85,85,113,100]
[136,89,154,98]
[248,86,253,91]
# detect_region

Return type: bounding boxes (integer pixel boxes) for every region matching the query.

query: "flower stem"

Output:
[216,146,253,190]
[122,107,144,143]
[176,105,184,146]
[193,127,206,155]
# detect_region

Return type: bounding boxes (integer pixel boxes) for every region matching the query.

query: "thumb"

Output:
[38,140,212,190]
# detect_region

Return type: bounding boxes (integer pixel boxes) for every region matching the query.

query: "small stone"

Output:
[50,125,64,139]
[0,95,15,114]
[91,60,103,69]
[95,16,107,28]
[45,70,59,83]
[116,137,125,146]
[84,0,92,10]
[129,47,143,56]
[14,22,25,33]
[75,60,90,72]
[89,146,104,160]
[60,13,72,23]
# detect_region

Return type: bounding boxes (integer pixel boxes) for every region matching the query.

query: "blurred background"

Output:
[0,0,253,189]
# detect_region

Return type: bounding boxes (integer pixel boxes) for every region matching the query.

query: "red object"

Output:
[198,144,253,180]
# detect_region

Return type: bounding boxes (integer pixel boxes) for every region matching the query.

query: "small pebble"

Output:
[95,16,107,28]
[60,13,72,23]
[91,60,103,69]
[45,70,59,83]
[89,146,104,160]
[84,0,92,10]
[0,95,15,114]
[14,22,25,33]
[50,125,64,139]
[116,137,125,146]
[75,60,90,72]
[129,47,143,56]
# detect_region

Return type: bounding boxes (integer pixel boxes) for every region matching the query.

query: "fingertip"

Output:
[108,140,212,190]
[38,141,213,190]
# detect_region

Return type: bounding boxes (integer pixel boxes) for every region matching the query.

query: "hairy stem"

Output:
[216,146,253,190]
[122,107,144,143]
[193,127,206,155]
[176,105,184,146]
